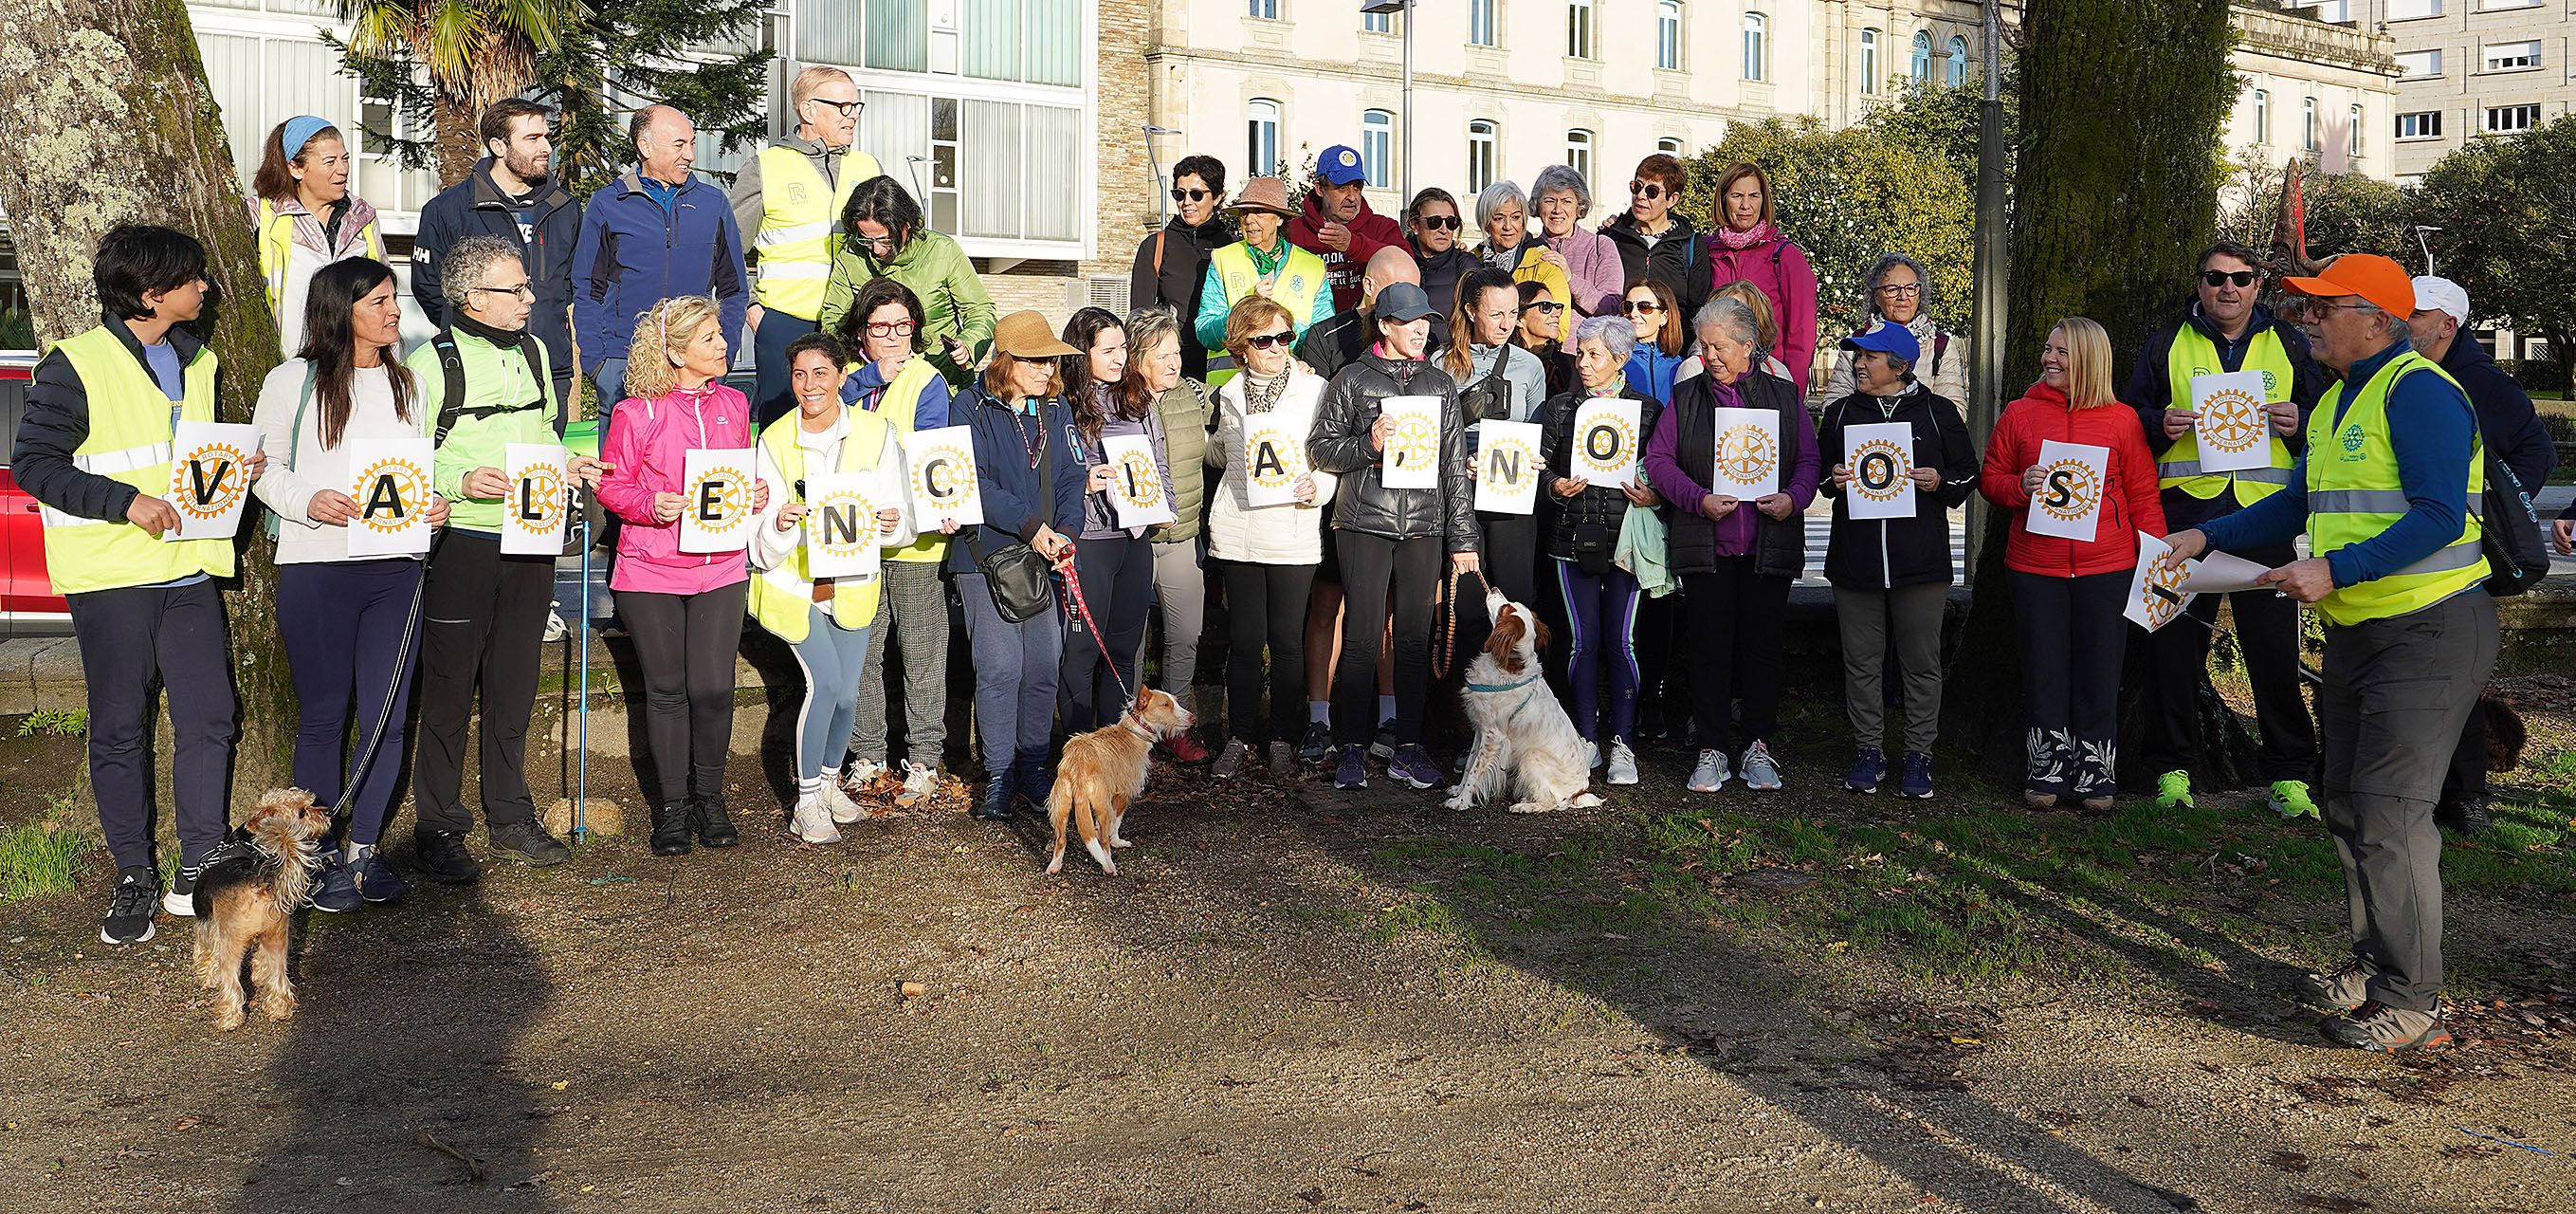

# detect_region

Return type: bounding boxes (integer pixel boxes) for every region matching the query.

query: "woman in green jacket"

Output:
[816,177,996,387]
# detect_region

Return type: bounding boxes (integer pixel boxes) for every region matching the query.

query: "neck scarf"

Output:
[1714,221,1779,251]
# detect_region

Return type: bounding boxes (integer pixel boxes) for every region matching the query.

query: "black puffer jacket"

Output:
[1600,212,1710,319]
[1307,352,1479,551]
[1536,386,1663,561]
[1815,380,1980,590]
[1410,238,1480,346]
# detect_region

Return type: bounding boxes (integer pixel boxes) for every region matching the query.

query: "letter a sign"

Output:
[343,438,434,557]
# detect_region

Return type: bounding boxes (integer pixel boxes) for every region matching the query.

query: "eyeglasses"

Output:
[1244,332,1295,350]
[864,320,917,339]
[2306,302,2376,317]
[2201,269,2260,288]
[1622,300,1665,314]
[805,98,862,118]
[1872,283,1923,299]
[1628,180,1667,199]
[1171,187,1212,203]
[1416,214,1461,231]
[1521,301,1565,315]
[472,285,535,300]
[858,234,899,251]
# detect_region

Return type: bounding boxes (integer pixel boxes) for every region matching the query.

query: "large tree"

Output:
[0,0,295,788]
[2413,116,2576,393]
[336,0,586,186]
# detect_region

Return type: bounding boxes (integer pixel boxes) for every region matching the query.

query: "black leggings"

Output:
[620,581,749,805]
[1061,533,1155,729]
[1332,530,1439,746]
[1220,560,1316,745]
[1681,558,1792,750]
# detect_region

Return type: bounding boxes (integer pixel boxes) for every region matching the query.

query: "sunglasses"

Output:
[1416,214,1461,231]
[1628,180,1667,199]
[1522,301,1565,315]
[2201,269,2260,288]
[1623,300,1665,314]
[1244,331,1295,350]
[1171,187,1213,203]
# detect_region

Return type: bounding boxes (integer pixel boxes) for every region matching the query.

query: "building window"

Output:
[1946,35,1970,87]
[1363,8,1391,33]
[2478,0,2542,9]
[1361,109,1394,189]
[1657,1,1683,71]
[2253,89,2270,144]
[964,0,1082,86]
[867,0,927,72]
[2310,0,2350,18]
[1467,120,1498,194]
[1470,0,1497,46]
[1565,129,1594,184]
[1859,28,1880,96]
[2395,110,2442,139]
[2484,102,2541,133]
[1743,11,1767,82]
[2387,0,2441,16]
[1248,99,1282,175]
[1657,137,1684,156]
[2484,41,2541,71]
[2348,103,2363,156]
[1248,0,1277,19]
[2396,49,2441,78]
[1567,0,1594,60]
[1911,31,1933,83]
[2303,97,2318,150]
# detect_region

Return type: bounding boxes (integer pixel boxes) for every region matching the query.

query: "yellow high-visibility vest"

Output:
[1207,241,1326,387]
[2302,349,2486,626]
[41,326,236,595]
[253,197,384,312]
[747,408,896,643]
[752,143,885,322]
[2158,324,2297,503]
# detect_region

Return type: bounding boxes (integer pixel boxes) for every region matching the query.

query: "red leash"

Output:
[1053,544,1141,708]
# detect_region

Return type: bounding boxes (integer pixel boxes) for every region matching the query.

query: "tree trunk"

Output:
[0,0,296,792]
[1943,0,2239,783]
[434,90,483,189]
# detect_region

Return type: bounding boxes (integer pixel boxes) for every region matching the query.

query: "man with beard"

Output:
[414,99,580,412]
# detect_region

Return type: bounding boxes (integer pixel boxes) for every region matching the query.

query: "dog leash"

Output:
[1432,565,1492,680]
[1054,543,1141,708]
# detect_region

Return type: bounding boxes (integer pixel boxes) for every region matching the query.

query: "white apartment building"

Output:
[2291,0,2576,182]
[2230,3,2402,182]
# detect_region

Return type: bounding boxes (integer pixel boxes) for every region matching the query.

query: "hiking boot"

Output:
[2319,1000,2453,1053]
[820,775,868,825]
[1298,719,1334,763]
[1334,745,1370,790]
[2435,796,2493,834]
[1390,745,1443,790]
[491,820,572,866]
[100,867,157,946]
[413,829,484,883]
[691,795,740,848]
[1369,727,1398,761]
[1014,747,1054,809]
[1166,730,1214,763]
[972,771,1016,821]
[2295,956,2375,1013]
[897,762,941,803]
[1688,749,1730,794]
[1266,742,1301,782]
[1844,745,1888,794]
[348,845,409,905]
[649,800,696,855]
[162,866,199,918]
[1211,739,1253,781]
[2267,780,2319,820]
[1740,742,1783,791]
[309,852,362,913]
[1606,740,1640,787]
[1898,751,1936,800]
[2155,769,2194,811]
[788,794,842,845]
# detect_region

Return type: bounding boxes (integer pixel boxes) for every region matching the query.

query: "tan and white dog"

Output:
[1449,589,1600,815]
[1047,685,1196,875]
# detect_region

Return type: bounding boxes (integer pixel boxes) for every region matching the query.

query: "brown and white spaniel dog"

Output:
[1448,589,1600,814]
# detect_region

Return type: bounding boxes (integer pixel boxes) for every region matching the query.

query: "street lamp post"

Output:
[1361,0,1414,202]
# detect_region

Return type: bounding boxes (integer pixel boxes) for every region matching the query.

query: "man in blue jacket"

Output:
[572,104,748,416]
[414,100,579,411]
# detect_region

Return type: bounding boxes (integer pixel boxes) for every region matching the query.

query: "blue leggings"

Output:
[788,606,872,783]
[279,560,423,847]
[1553,558,1642,745]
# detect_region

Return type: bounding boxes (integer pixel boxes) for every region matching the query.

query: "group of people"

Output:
[25,70,2559,1055]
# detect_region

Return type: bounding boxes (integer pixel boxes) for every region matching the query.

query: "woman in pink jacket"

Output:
[596,295,765,858]
[1705,162,1818,396]
[1530,164,1624,320]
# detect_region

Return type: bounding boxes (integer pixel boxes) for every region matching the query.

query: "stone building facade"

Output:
[2289,0,2576,183]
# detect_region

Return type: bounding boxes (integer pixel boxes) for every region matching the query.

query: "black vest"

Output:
[1665,371,1806,579]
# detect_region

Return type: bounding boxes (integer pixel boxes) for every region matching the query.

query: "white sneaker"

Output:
[898,761,940,803]
[818,773,868,825]
[845,759,886,790]
[1688,749,1730,794]
[789,795,841,844]
[1606,740,1639,786]
[1585,741,1601,770]
[1741,742,1784,791]
[541,607,569,642]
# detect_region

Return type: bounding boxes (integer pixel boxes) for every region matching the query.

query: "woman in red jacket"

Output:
[1979,317,2164,813]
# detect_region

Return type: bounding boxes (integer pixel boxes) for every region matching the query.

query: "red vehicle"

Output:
[0,351,74,633]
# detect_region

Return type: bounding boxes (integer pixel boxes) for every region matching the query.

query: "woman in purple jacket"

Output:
[1530,164,1624,321]
[1704,162,1818,396]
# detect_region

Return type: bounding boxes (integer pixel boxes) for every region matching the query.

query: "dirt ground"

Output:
[2,669,2573,1214]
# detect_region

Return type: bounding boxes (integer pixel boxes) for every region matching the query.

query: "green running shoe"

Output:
[2268,779,2319,820]
[2155,769,2194,811]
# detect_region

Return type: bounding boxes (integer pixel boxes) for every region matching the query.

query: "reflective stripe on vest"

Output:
[2159,324,2297,503]
[746,410,893,643]
[42,327,235,594]
[2302,349,2485,626]
[753,144,884,321]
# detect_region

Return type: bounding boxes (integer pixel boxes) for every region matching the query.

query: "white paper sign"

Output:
[2190,370,2274,475]
[2183,549,2275,595]
[2024,439,2110,542]
[1379,395,1441,489]
[1708,407,1781,499]
[1844,422,1917,522]
[502,443,571,556]
[2125,531,2198,633]
[1473,419,1543,515]
[1102,433,1176,528]
[802,469,882,580]
[679,447,757,554]
[1241,418,1309,509]
[903,425,983,528]
[1571,398,1642,489]
[343,438,434,557]
[164,421,261,542]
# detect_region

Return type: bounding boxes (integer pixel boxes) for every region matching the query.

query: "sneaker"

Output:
[1688,749,1730,794]
[1585,741,1602,771]
[100,867,158,945]
[972,770,1016,821]
[1390,745,1442,790]
[489,821,571,867]
[788,794,842,845]
[847,758,887,788]
[692,794,740,848]
[1266,741,1300,782]
[1606,740,1639,786]
[2267,780,2319,820]
[1334,745,1369,790]
[162,867,199,918]
[1844,745,1888,794]
[1166,730,1214,763]
[1212,738,1253,781]
[1369,727,1398,762]
[897,762,941,803]
[1897,751,1936,800]
[2435,796,2493,834]
[2295,956,2375,1013]
[348,846,409,905]
[2155,769,2194,811]
[541,608,569,643]
[1740,742,1783,791]
[2319,1000,2453,1052]
[2080,790,2118,814]
[413,829,484,884]
[309,852,362,913]
[820,774,868,824]
[1298,720,1334,763]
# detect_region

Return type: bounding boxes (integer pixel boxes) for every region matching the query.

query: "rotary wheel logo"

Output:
[354,456,428,534]
[2035,458,2103,524]
[522,462,568,532]
[2200,387,2267,455]
[1116,451,1165,509]
[698,468,752,534]
[913,440,979,505]
[1715,424,1777,486]
[173,442,253,523]
[811,485,873,544]
[1850,437,1910,506]
[1248,429,1297,493]
[1579,415,1639,479]
[2139,555,2190,629]
[1389,413,1440,467]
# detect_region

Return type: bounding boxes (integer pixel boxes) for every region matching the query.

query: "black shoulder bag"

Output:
[966,411,1060,622]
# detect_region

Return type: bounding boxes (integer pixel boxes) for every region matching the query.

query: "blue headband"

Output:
[280,115,336,161]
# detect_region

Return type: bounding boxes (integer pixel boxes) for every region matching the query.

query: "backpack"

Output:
[429,330,552,449]
[2478,448,2550,597]
[261,361,320,542]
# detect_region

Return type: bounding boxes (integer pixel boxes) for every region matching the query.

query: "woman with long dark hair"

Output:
[251,257,448,911]
[1059,307,1172,730]
[1444,267,1546,606]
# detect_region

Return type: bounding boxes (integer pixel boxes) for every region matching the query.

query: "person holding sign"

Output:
[13,226,265,945]
[1446,268,1549,608]
[1057,308,1172,731]
[1979,318,2164,813]
[1645,293,1816,796]
[749,334,917,844]
[595,296,764,858]
[1536,316,1663,787]
[1133,306,1219,764]
[1306,283,1480,792]
[1817,322,1977,800]
[2121,240,2326,818]
[1206,296,1337,781]
[252,258,454,911]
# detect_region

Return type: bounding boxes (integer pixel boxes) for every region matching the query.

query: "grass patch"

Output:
[14,708,85,738]
[1,793,95,901]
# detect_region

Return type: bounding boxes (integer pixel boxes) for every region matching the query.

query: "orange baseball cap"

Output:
[2282,253,2414,318]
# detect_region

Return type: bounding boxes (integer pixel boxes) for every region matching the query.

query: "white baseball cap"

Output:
[2411,276,2470,325]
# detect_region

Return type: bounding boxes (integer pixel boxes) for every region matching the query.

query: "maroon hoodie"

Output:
[1288,193,1403,314]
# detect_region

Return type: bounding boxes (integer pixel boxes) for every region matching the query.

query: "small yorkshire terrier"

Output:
[192,789,334,1031]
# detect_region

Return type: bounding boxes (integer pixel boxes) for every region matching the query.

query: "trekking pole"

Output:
[575,503,592,840]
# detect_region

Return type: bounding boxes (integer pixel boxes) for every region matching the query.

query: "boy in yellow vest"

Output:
[13,226,264,945]
[731,64,884,427]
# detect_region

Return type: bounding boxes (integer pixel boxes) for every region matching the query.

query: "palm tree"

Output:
[338,0,588,185]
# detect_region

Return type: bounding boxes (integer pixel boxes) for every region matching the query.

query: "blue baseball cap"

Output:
[1840,320,1921,364]
[1316,145,1367,186]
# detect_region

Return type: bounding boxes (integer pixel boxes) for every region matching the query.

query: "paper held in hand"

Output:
[2124,530,2198,633]
[1102,433,1176,528]
[2190,370,2274,475]
[1843,421,1916,522]
[1473,420,1543,514]
[343,438,435,558]
[2024,439,2110,542]
[802,470,882,580]
[1379,395,1441,490]
[1707,407,1780,500]
[903,425,983,528]
[502,443,571,556]
[164,420,261,542]
[1241,418,1309,509]
[1570,398,1641,489]
[2183,549,2275,595]
[679,447,758,554]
